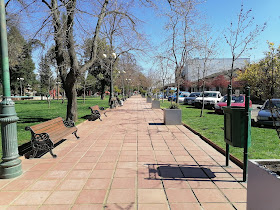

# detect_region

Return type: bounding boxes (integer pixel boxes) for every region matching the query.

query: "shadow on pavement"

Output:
[146,164,216,179]
[18,139,66,158]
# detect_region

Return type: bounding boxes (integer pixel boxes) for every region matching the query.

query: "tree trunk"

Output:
[65,84,77,121]
[83,84,86,104]
[100,80,106,100]
[200,80,206,117]
[176,83,179,104]
[62,91,65,104]
[43,0,109,122]
[229,56,235,98]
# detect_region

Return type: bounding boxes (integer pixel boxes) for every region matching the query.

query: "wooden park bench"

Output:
[110,97,118,108]
[25,117,79,158]
[116,97,124,106]
[89,105,107,121]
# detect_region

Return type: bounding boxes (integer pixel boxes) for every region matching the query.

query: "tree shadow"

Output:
[184,106,196,109]
[206,111,217,115]
[18,117,52,124]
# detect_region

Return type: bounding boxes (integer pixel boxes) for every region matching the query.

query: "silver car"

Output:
[257,99,280,126]
[184,92,201,105]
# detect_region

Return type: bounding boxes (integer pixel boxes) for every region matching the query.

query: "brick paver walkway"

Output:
[0,96,246,209]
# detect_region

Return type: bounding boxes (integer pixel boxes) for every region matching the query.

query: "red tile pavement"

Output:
[0,96,247,209]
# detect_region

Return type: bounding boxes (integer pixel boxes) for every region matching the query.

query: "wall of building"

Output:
[183,58,250,82]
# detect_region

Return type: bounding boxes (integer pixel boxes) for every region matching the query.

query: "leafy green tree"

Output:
[237,62,263,99]
[82,38,112,100]
[7,25,25,68]
[114,86,121,95]
[7,21,37,95]
[237,42,280,100]
[38,56,54,101]
[77,71,98,103]
[85,74,98,95]
[238,42,280,138]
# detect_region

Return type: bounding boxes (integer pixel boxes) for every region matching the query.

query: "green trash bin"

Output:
[223,106,251,148]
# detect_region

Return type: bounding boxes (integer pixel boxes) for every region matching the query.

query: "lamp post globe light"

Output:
[17,77,24,96]
[118,70,126,97]
[103,52,117,109]
[121,70,126,97]
[0,0,22,178]
[126,78,131,97]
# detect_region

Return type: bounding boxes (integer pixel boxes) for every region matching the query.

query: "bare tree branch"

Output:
[42,0,52,9]
[80,0,109,72]
[224,4,266,87]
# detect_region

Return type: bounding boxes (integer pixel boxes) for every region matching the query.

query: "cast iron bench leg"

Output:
[73,131,80,139]
[49,149,57,158]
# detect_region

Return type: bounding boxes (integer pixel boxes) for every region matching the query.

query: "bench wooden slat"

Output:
[30,118,64,133]
[49,127,76,144]
[34,123,66,136]
[30,117,63,131]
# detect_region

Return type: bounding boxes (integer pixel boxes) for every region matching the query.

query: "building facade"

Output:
[183,58,250,82]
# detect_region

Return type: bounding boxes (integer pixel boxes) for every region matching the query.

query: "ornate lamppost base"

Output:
[0,159,22,179]
[0,98,22,179]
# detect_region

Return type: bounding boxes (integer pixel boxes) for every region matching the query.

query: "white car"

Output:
[178,93,190,103]
[194,91,223,109]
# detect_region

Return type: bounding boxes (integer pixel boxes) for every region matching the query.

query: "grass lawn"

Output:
[10,96,110,149]
[161,101,280,161]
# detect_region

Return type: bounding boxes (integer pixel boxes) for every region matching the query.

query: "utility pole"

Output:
[0,0,22,178]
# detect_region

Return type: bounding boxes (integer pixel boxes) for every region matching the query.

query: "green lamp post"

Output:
[0,0,22,178]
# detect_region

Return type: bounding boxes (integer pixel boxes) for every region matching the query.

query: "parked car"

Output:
[168,91,189,102]
[184,92,201,105]
[257,99,280,126]
[173,92,190,103]
[179,91,190,96]
[194,91,222,109]
[214,95,252,114]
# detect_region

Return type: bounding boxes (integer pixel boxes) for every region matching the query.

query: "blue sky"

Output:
[8,0,280,75]
[200,0,280,60]
[136,0,280,72]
